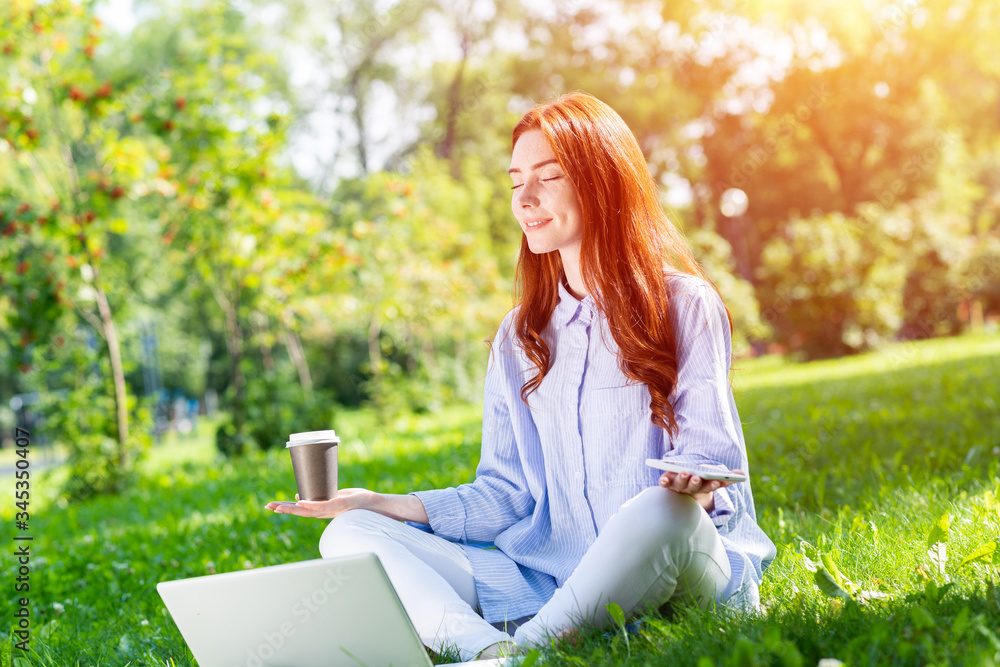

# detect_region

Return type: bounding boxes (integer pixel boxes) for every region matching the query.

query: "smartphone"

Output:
[645,458,748,483]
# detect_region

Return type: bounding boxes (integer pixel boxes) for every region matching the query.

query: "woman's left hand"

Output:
[658,470,742,513]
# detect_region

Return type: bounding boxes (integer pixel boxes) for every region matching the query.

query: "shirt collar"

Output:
[554,279,598,329]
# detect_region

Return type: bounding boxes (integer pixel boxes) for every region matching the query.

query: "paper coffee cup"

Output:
[286,430,340,501]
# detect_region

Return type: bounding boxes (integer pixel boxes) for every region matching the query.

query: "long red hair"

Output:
[511,92,730,437]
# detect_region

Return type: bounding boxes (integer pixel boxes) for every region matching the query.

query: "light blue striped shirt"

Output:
[411,272,776,623]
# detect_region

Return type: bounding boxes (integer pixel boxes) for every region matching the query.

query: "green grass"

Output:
[2,333,999,665]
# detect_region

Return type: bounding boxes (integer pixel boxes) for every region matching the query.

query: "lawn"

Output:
[2,333,999,665]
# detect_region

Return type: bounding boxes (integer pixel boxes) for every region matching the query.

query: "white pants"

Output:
[318,486,731,661]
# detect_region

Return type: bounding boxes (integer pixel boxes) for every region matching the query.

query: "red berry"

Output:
[174,97,187,111]
[96,81,111,98]
[25,128,39,141]
[17,261,29,275]
[69,86,86,101]
[162,119,175,132]
[110,186,125,199]
[17,203,31,215]
[83,210,96,223]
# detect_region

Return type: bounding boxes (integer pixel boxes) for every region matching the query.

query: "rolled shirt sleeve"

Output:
[657,274,751,533]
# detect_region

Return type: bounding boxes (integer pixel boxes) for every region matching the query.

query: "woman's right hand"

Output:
[265,488,381,520]
[265,489,429,523]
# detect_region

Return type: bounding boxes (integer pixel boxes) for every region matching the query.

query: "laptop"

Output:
[157,553,509,667]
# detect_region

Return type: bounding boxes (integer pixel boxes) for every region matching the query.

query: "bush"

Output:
[215,368,336,457]
[43,379,152,502]
[758,208,907,358]
[29,331,152,501]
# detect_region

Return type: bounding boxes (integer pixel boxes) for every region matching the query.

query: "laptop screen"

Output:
[157,554,433,667]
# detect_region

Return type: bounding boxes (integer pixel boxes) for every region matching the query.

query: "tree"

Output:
[328,147,509,412]
[117,0,342,454]
[0,0,160,478]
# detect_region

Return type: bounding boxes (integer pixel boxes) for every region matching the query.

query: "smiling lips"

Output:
[523,218,551,229]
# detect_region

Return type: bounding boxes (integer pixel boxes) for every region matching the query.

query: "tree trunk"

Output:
[252,311,275,373]
[368,310,382,376]
[347,72,369,175]
[92,281,130,467]
[216,285,247,439]
[439,32,470,178]
[283,326,314,395]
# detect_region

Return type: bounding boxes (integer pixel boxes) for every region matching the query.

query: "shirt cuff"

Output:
[708,485,736,527]
[409,488,468,542]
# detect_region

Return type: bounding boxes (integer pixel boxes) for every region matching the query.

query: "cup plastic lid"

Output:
[286,430,340,447]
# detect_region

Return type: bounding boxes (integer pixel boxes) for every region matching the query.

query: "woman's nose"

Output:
[516,182,539,207]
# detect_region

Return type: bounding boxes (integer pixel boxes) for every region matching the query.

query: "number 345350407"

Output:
[14,427,29,516]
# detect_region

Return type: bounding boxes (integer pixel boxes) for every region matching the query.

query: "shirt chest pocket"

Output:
[580,382,650,418]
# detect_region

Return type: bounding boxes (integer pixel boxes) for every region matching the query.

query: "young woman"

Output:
[266,92,775,661]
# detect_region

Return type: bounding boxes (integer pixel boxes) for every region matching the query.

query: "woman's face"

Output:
[509,129,584,258]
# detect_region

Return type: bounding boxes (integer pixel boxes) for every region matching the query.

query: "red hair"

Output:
[511,92,731,437]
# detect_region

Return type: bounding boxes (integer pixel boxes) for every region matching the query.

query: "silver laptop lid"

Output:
[157,553,433,667]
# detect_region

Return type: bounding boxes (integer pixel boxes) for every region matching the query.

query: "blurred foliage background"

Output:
[1,0,998,499]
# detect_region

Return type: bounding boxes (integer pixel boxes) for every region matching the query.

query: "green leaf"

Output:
[519,649,541,667]
[978,624,1000,652]
[909,604,936,631]
[951,606,973,638]
[821,553,847,586]
[960,541,997,568]
[814,568,853,599]
[926,512,950,547]
[606,601,625,627]
[922,580,954,605]
[604,601,631,657]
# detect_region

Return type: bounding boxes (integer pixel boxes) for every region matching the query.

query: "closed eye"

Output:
[510,176,562,190]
